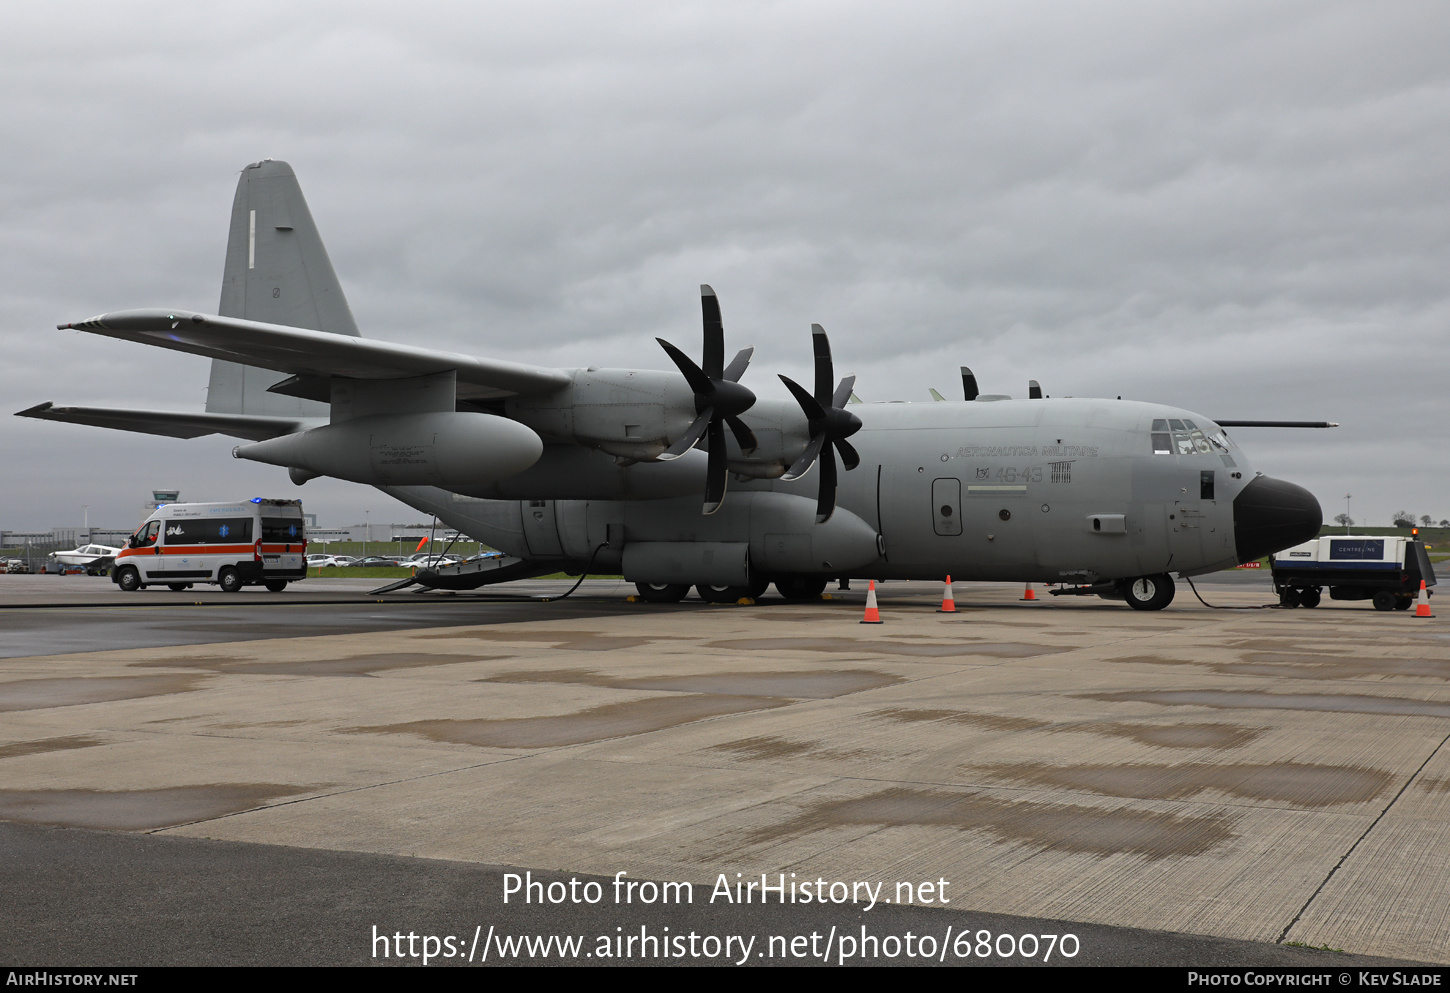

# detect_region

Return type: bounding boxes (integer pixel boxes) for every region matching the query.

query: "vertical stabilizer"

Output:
[206,160,358,416]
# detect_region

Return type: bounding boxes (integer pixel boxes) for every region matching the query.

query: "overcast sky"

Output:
[3,0,1447,532]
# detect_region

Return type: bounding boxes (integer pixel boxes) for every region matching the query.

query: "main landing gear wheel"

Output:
[1372,591,1397,612]
[1298,587,1321,609]
[696,583,751,604]
[117,567,142,592]
[1280,588,1302,609]
[774,576,828,601]
[1394,596,1413,611]
[635,582,689,603]
[218,567,244,594]
[1123,574,1175,611]
[264,579,288,593]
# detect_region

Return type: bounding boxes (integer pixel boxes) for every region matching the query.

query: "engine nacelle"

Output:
[506,369,696,462]
[233,412,543,487]
[507,370,814,472]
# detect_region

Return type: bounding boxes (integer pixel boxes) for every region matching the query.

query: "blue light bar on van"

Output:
[250,498,263,503]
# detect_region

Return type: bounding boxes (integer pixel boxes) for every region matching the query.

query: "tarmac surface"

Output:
[1,570,1445,967]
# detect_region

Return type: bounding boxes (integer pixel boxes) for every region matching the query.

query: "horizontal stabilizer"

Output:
[15,402,310,441]
[59,309,571,400]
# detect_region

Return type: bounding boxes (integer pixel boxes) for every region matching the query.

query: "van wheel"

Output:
[1394,596,1413,611]
[1123,574,1175,611]
[117,567,142,592]
[264,579,288,593]
[635,582,689,603]
[218,567,244,593]
[1372,591,1397,612]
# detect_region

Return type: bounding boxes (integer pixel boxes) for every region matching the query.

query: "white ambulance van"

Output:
[111,499,308,593]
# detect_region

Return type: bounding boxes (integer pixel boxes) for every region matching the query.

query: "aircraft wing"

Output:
[15,402,311,441]
[59,309,572,400]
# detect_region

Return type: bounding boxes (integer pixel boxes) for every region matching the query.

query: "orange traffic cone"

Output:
[938,576,957,613]
[1020,582,1037,602]
[1415,581,1433,617]
[861,580,883,624]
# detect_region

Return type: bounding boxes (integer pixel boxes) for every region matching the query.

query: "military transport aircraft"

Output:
[18,160,1323,609]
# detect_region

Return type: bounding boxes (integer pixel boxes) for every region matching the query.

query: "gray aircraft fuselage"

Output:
[388,395,1312,588]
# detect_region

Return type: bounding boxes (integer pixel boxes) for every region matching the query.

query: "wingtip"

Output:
[700,284,716,297]
[15,402,54,417]
[811,323,825,335]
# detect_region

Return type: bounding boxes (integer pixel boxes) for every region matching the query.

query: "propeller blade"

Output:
[703,418,727,514]
[815,444,838,523]
[725,414,758,455]
[782,432,826,480]
[778,374,825,422]
[831,375,856,410]
[1028,379,1042,400]
[659,408,711,460]
[700,285,724,379]
[722,346,753,383]
[811,324,833,404]
[657,338,712,397]
[834,436,861,471]
[961,366,979,402]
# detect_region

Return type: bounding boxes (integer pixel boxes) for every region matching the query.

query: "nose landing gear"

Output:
[1122,574,1176,611]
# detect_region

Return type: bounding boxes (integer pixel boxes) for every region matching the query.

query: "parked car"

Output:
[353,556,405,568]
[306,554,359,568]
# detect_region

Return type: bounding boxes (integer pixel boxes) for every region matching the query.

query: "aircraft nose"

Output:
[1233,475,1322,563]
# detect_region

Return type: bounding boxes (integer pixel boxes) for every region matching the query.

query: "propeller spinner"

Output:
[656,285,757,515]
[779,324,862,524]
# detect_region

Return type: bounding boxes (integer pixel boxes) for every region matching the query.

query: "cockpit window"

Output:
[1152,417,1230,458]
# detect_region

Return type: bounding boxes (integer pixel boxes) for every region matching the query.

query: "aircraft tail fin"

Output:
[205,160,358,416]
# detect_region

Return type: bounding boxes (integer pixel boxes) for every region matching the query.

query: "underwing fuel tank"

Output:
[232,412,543,487]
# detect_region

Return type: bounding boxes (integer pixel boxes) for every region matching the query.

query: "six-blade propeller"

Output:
[656,285,758,515]
[778,324,862,524]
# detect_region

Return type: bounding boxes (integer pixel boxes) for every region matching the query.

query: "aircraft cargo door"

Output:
[521,499,564,557]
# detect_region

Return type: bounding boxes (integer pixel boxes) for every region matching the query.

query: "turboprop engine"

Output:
[232,411,543,487]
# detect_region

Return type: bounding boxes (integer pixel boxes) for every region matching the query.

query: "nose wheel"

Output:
[1122,574,1175,611]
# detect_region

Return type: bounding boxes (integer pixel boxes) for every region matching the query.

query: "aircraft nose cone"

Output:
[1233,475,1322,563]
